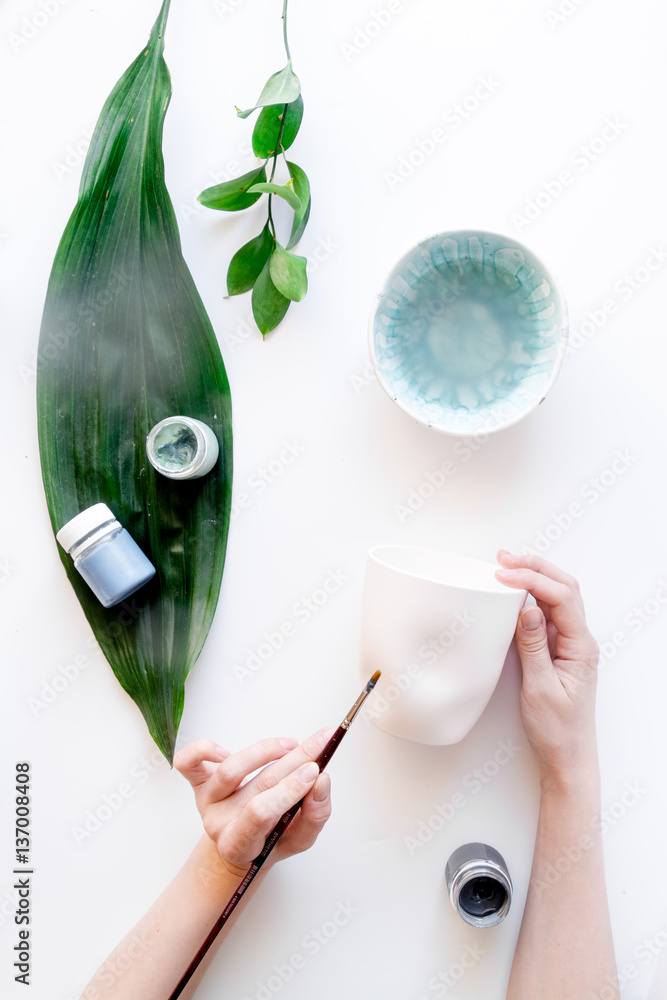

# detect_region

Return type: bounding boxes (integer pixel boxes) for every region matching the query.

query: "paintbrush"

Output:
[169,671,381,999]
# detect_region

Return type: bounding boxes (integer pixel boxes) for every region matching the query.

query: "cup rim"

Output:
[367,544,527,598]
[367,228,569,437]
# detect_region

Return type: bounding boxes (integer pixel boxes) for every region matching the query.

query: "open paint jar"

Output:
[446,843,513,928]
[146,416,219,480]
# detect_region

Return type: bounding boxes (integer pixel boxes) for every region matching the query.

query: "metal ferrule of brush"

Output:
[342,671,381,729]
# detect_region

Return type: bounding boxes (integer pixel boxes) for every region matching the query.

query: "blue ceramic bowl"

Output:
[369,230,568,435]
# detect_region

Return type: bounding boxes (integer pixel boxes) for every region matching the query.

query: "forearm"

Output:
[507,766,617,1000]
[80,834,265,1000]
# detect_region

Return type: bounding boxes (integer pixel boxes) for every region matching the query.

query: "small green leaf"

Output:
[252,96,304,158]
[269,244,308,302]
[248,181,300,212]
[252,258,291,335]
[227,224,275,296]
[198,165,267,212]
[236,63,301,119]
[286,161,311,250]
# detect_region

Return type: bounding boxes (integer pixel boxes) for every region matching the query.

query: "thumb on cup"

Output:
[515,606,551,675]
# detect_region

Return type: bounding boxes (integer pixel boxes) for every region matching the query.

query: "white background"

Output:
[1,0,667,998]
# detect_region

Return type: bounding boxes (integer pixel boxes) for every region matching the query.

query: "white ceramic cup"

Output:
[359,546,528,745]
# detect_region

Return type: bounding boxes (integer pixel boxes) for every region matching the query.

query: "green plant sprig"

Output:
[199,0,311,336]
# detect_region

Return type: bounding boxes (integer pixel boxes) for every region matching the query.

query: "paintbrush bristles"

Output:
[367,670,381,690]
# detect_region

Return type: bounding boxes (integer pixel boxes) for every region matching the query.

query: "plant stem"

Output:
[281,0,291,63]
[269,111,288,181]
[266,101,289,240]
[267,196,276,238]
[267,0,292,241]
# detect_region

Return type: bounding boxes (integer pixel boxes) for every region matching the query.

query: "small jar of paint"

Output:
[146,416,219,480]
[445,842,512,928]
[56,503,156,609]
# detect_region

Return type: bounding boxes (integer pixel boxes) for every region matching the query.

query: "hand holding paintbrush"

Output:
[170,672,381,999]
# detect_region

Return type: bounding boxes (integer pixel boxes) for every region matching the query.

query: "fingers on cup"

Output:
[496,567,587,641]
[497,551,584,611]
[519,605,546,633]
[515,607,552,664]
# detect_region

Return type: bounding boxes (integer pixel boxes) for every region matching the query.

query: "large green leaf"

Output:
[36,0,232,763]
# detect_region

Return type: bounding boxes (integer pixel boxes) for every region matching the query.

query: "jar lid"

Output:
[56,503,118,553]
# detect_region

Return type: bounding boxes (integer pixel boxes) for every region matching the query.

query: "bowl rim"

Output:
[367,228,569,437]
